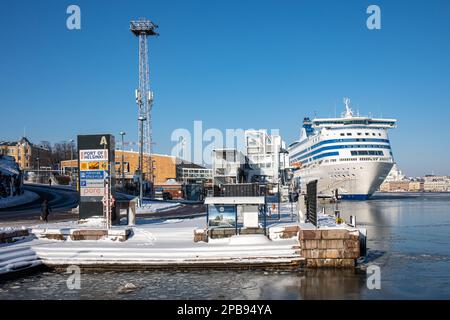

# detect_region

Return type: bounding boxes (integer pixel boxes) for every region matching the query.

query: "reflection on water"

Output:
[0,269,366,300]
[1,193,449,299]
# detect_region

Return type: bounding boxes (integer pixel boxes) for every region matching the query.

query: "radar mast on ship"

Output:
[343,97,353,118]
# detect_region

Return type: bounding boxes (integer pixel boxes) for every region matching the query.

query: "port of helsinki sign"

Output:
[79,149,108,161]
[77,134,116,219]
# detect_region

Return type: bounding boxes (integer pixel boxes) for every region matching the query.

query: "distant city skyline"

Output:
[1,0,449,177]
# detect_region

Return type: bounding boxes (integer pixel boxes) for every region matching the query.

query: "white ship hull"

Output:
[288,99,397,200]
[295,160,394,200]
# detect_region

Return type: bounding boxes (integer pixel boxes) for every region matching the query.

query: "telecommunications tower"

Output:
[130,18,158,202]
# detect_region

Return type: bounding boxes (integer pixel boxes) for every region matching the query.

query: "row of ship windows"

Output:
[331,174,356,178]
[338,157,390,162]
[310,132,384,144]
[294,144,390,162]
[292,138,390,157]
[301,156,391,169]
[340,132,382,137]
[350,150,384,156]
[324,156,390,163]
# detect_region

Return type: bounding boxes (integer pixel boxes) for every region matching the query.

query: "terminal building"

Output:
[61,150,212,199]
[244,129,288,184]
[176,161,212,185]
[61,151,177,185]
[212,149,248,186]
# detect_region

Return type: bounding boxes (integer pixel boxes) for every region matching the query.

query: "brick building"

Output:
[0,137,52,170]
[61,151,177,185]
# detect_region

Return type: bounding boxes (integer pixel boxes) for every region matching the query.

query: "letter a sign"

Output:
[100,136,108,146]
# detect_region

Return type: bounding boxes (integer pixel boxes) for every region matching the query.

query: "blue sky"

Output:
[0,0,449,176]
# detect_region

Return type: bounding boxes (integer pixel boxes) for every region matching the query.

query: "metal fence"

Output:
[306,180,318,227]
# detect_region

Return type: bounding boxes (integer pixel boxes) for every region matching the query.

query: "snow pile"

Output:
[77,217,106,227]
[136,201,182,214]
[317,213,355,229]
[318,213,339,228]
[0,242,42,275]
[0,226,28,234]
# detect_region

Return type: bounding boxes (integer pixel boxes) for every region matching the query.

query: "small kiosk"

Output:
[204,196,267,238]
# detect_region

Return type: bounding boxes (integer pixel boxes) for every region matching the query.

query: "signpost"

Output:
[78,134,115,224]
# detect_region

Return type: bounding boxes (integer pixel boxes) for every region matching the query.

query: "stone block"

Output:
[194,229,208,243]
[224,229,236,235]
[348,230,360,240]
[284,226,299,233]
[344,239,359,249]
[306,258,355,268]
[343,248,360,259]
[324,249,341,259]
[44,234,66,241]
[212,229,225,236]
[319,239,345,249]
[321,229,349,240]
[301,249,327,259]
[281,231,298,239]
[71,229,108,237]
[303,239,319,249]
[300,229,321,240]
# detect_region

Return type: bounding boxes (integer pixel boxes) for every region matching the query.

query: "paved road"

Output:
[0,184,79,225]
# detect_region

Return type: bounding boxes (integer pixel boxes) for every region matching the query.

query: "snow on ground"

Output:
[0,226,29,234]
[0,214,302,270]
[0,190,39,209]
[1,201,362,273]
[272,201,353,229]
[0,200,358,275]
[135,200,182,214]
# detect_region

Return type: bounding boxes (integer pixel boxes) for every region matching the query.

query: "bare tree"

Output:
[51,141,77,166]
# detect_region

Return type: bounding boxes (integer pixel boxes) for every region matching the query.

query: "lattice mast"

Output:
[130,19,158,182]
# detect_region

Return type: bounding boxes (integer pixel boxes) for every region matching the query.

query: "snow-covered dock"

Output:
[0,217,303,273]
[0,203,363,275]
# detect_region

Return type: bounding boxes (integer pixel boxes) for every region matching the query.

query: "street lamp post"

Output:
[36,156,40,183]
[138,116,146,206]
[68,139,75,186]
[151,159,156,198]
[69,139,74,162]
[119,131,126,188]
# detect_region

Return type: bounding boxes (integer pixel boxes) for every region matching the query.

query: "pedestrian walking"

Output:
[41,198,52,222]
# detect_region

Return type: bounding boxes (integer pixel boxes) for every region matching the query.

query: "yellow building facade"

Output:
[61,151,177,185]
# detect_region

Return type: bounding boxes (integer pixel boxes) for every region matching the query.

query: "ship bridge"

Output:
[313,98,396,129]
[313,117,397,129]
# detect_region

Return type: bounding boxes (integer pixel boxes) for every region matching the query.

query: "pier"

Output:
[1,203,364,277]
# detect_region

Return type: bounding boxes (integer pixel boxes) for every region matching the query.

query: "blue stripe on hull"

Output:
[341,194,372,200]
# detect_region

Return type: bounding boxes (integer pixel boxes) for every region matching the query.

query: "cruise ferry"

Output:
[288,98,397,200]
